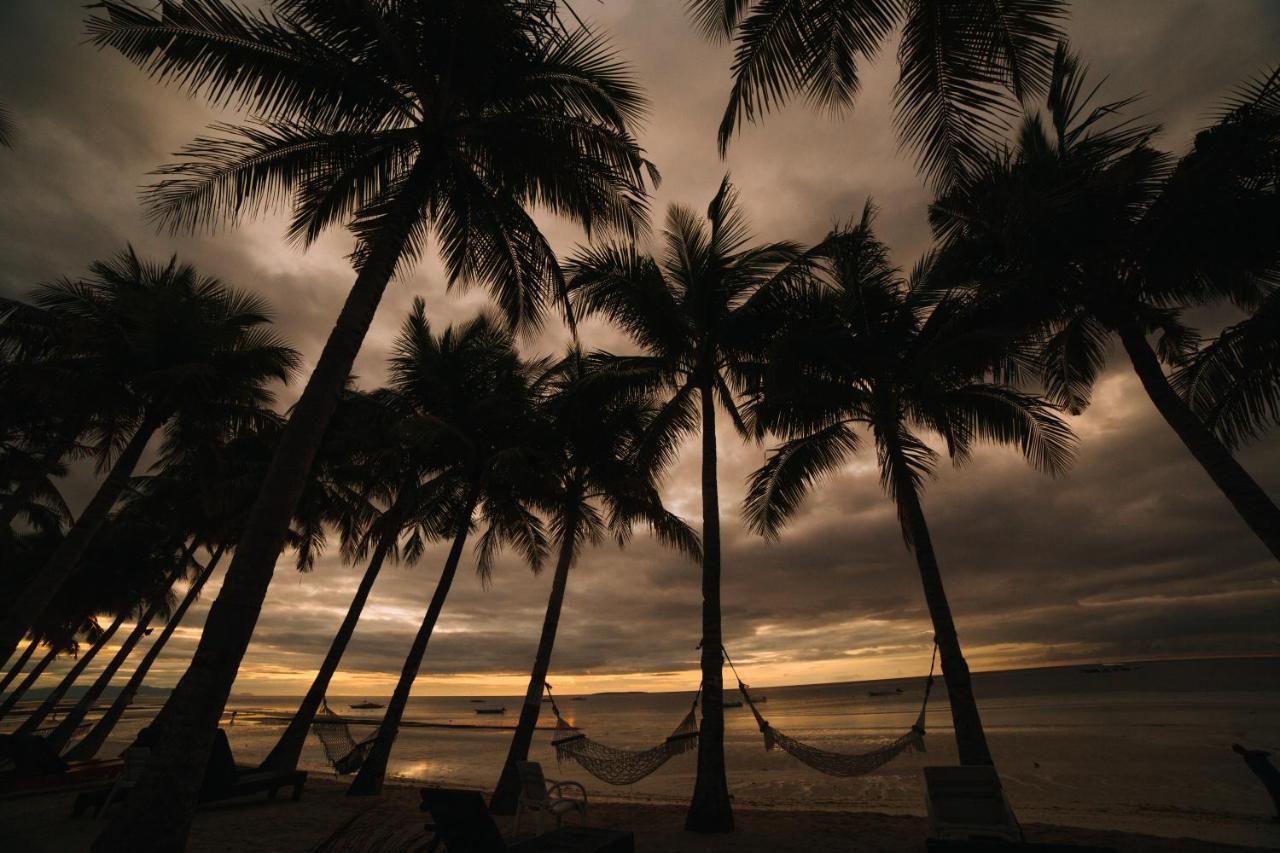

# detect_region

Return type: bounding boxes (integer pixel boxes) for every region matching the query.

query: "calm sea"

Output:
[81,657,1280,848]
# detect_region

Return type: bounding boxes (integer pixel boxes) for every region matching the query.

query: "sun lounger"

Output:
[421,787,632,853]
[72,728,305,816]
[0,734,124,801]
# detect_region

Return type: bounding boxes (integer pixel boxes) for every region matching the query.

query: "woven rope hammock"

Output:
[547,685,700,785]
[311,698,380,775]
[726,645,937,778]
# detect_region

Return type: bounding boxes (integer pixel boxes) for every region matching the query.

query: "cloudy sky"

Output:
[2,1,1278,698]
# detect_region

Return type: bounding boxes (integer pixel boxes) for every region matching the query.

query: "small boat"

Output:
[349,700,384,710]
[541,697,554,703]
[748,695,767,703]
[1081,663,1132,674]
[867,688,904,697]
[469,699,485,703]
[723,700,743,709]
[475,707,506,715]
[572,697,588,701]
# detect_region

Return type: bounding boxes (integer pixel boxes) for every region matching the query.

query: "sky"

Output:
[2,1,1279,698]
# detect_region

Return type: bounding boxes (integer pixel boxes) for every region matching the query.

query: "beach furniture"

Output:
[420,787,631,853]
[72,728,306,816]
[514,760,588,835]
[0,734,124,801]
[924,765,1021,843]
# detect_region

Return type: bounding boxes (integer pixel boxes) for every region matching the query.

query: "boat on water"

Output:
[572,697,588,701]
[868,688,904,697]
[723,700,744,709]
[469,699,485,703]
[1081,663,1133,673]
[748,695,766,703]
[475,707,506,715]
[349,700,384,709]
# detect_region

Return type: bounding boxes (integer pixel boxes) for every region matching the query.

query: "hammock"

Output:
[311,698,380,775]
[547,685,700,785]
[728,645,936,778]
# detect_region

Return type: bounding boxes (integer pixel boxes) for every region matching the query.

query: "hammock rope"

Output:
[311,698,380,775]
[547,683,700,785]
[724,644,937,778]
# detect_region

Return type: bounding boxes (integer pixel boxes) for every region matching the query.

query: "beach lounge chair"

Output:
[0,734,124,801]
[421,787,631,853]
[72,728,306,816]
[923,765,1021,843]
[514,760,588,835]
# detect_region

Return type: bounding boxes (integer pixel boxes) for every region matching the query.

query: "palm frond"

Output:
[744,421,860,538]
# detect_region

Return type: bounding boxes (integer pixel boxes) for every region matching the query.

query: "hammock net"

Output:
[311,698,379,775]
[547,687,699,785]
[729,645,936,778]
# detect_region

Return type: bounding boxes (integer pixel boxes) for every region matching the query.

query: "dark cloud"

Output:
[4,1,1278,694]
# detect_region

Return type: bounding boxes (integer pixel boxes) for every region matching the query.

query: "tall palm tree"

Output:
[0,248,299,662]
[11,614,125,733]
[490,350,701,814]
[687,0,1067,185]
[348,306,550,795]
[931,47,1280,561]
[0,639,39,697]
[563,178,810,831]
[743,210,1076,766]
[86,2,651,843]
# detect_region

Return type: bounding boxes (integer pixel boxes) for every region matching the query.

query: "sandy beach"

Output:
[3,777,1275,853]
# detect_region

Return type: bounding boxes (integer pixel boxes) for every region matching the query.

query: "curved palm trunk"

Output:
[0,638,38,696]
[0,413,163,663]
[90,163,429,853]
[686,378,732,833]
[260,535,396,773]
[890,447,994,766]
[1118,323,1280,562]
[0,643,56,718]
[65,549,224,762]
[15,613,126,735]
[348,503,477,796]
[490,503,581,815]
[46,605,161,752]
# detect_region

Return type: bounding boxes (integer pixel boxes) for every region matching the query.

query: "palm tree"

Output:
[0,248,299,663]
[86,2,651,843]
[1175,286,1280,450]
[687,0,1067,185]
[348,306,550,795]
[65,548,225,761]
[10,614,124,732]
[0,639,39,697]
[258,386,438,774]
[742,210,1076,766]
[490,350,701,814]
[931,47,1280,560]
[562,178,810,831]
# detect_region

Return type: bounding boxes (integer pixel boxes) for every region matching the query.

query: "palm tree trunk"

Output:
[15,613,126,735]
[348,500,478,796]
[260,535,396,773]
[0,638,38,696]
[0,412,164,663]
[490,500,581,815]
[0,643,55,718]
[65,549,224,763]
[1118,323,1280,562]
[46,604,161,752]
[90,162,430,853]
[889,446,994,766]
[686,375,733,833]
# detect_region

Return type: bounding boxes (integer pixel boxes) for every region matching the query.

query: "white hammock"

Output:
[546,687,699,785]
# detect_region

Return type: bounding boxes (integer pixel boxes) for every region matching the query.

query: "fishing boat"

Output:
[475,706,506,715]
[469,699,485,703]
[723,700,744,709]
[349,700,384,710]
[1081,663,1133,673]
[867,688,904,697]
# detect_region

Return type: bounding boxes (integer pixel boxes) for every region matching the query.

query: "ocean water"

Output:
[81,657,1280,848]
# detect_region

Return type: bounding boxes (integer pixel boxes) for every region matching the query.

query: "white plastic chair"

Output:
[97,746,150,818]
[513,760,587,835]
